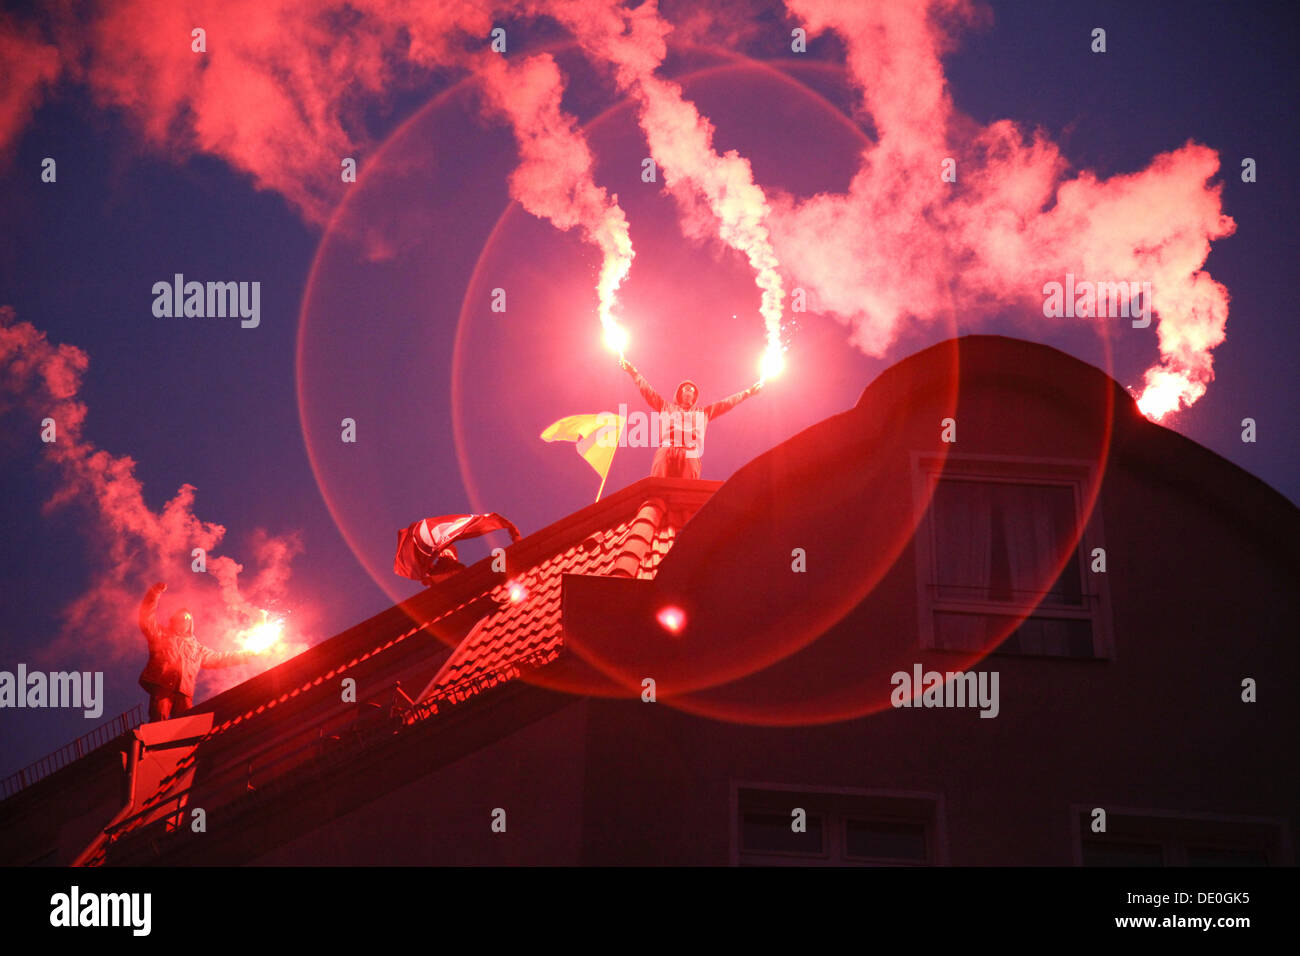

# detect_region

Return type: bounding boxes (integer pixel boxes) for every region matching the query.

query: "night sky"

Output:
[1,0,1296,779]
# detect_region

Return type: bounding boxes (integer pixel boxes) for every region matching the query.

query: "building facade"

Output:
[2,335,1295,866]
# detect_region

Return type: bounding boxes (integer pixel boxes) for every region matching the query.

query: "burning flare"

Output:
[603,322,629,356]
[238,609,284,654]
[759,347,786,381]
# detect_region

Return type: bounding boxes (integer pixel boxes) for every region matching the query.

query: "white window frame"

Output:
[910,451,1115,660]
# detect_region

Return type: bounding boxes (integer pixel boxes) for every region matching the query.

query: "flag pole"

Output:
[594,416,623,503]
[598,356,624,504]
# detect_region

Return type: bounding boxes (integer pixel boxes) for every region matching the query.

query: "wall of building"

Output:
[573,339,1298,865]
[252,700,589,865]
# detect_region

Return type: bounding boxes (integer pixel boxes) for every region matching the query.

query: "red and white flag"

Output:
[394,513,521,584]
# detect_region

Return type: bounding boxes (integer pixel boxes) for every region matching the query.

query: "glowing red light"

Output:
[507,581,527,603]
[656,605,686,634]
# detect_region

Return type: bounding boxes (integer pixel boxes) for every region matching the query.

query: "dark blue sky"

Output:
[2,0,1296,778]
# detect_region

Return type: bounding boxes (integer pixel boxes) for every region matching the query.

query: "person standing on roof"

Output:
[619,356,764,479]
[137,581,257,722]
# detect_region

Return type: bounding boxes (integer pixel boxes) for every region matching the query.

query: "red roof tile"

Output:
[423,515,679,696]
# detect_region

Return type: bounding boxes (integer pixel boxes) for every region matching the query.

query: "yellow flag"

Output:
[540,413,625,500]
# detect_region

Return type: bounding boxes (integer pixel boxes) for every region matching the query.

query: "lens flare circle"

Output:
[297,49,1120,727]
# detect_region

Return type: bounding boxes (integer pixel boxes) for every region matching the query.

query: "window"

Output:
[741,810,827,858]
[1081,840,1165,867]
[912,454,1111,658]
[1074,808,1286,866]
[735,786,944,866]
[844,819,929,863]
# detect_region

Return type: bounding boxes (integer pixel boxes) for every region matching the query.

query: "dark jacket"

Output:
[137,585,248,697]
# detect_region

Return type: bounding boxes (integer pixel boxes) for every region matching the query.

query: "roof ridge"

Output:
[610,497,667,578]
[422,483,713,700]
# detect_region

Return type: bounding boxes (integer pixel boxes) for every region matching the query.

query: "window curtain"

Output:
[931,479,993,602]
[998,482,1073,602]
[931,477,1089,656]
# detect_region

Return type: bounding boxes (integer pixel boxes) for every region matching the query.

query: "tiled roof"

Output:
[204,481,714,733]
[424,502,679,697]
[85,478,717,864]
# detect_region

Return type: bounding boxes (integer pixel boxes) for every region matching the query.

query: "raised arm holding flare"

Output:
[619,356,764,479]
[138,581,255,722]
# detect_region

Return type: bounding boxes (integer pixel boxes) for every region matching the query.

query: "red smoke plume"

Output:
[5,1,635,342]
[0,14,61,159]
[0,307,305,692]
[1,0,1237,419]
[473,50,635,346]
[7,0,507,223]
[771,0,1235,419]
[541,0,788,359]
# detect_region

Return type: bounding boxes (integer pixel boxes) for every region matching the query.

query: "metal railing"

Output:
[1,704,144,802]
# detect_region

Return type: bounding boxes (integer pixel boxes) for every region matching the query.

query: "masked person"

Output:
[137,581,255,722]
[620,356,764,479]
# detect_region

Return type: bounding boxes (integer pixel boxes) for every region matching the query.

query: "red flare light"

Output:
[238,609,283,654]
[603,322,629,355]
[656,605,686,635]
[759,347,785,381]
